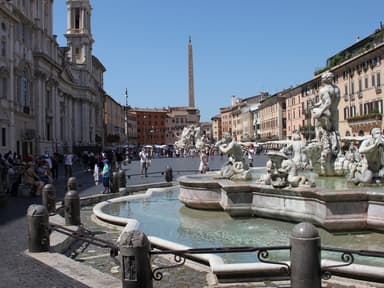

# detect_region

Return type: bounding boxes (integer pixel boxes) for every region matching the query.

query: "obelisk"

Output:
[188,36,195,108]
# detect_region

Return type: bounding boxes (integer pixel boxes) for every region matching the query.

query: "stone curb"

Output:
[24,181,173,288]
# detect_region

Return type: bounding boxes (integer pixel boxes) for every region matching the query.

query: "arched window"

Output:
[0,67,8,99]
[345,131,351,136]
[21,70,28,107]
[19,68,31,113]
[358,130,364,136]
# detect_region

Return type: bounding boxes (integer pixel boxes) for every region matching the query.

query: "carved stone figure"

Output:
[348,155,373,185]
[215,132,251,180]
[280,131,310,170]
[309,71,341,176]
[174,125,208,151]
[256,151,288,187]
[279,159,314,187]
[350,128,384,184]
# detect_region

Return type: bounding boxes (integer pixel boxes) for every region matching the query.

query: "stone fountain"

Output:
[178,71,384,232]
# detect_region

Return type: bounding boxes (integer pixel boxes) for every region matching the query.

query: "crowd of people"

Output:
[0,142,264,197]
[0,151,62,197]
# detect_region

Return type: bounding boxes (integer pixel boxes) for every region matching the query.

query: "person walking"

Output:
[93,162,100,185]
[139,148,149,177]
[64,152,73,179]
[247,144,255,168]
[101,159,111,193]
[198,150,209,174]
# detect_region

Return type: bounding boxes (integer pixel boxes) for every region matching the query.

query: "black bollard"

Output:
[64,189,80,225]
[119,170,127,189]
[164,165,173,182]
[290,222,321,288]
[111,171,120,193]
[42,184,56,214]
[119,230,153,288]
[67,177,77,191]
[27,204,50,252]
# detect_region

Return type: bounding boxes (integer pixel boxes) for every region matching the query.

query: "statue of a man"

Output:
[357,127,384,180]
[312,71,340,141]
[281,131,309,169]
[215,132,249,179]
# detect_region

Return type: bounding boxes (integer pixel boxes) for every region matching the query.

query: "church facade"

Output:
[0,0,105,157]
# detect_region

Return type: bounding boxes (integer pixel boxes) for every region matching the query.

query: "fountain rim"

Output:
[90,185,384,284]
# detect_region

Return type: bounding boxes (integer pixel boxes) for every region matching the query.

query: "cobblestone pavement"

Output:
[2,154,384,287]
[72,191,383,288]
[77,205,211,287]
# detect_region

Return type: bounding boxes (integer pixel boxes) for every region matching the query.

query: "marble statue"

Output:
[215,132,251,180]
[258,149,314,188]
[262,151,289,187]
[175,125,208,151]
[309,71,341,176]
[349,128,384,184]
[280,131,310,170]
[332,142,361,176]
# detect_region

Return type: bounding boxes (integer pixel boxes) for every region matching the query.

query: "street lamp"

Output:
[124,88,128,146]
[124,88,128,149]
[143,114,146,145]
[124,88,129,162]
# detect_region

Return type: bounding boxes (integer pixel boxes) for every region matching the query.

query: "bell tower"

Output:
[65,0,93,69]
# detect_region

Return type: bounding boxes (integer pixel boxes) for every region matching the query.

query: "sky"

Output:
[53,0,384,122]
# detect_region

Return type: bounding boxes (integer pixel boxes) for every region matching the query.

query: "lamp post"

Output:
[124,88,128,146]
[124,88,129,161]
[143,114,146,145]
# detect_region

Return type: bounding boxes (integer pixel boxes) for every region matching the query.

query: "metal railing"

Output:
[28,182,384,288]
[150,245,291,281]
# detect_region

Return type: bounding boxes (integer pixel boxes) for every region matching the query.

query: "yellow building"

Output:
[330,38,384,137]
[283,24,384,140]
[211,114,222,142]
[259,93,286,141]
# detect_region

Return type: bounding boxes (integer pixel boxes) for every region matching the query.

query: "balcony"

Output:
[347,113,382,130]
[348,113,382,123]
[376,87,382,94]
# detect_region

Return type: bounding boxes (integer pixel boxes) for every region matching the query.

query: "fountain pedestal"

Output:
[178,174,384,232]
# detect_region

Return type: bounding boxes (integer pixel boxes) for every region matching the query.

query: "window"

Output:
[0,77,7,99]
[372,74,376,87]
[46,89,51,110]
[358,79,362,92]
[377,72,381,87]
[74,8,80,29]
[1,127,5,147]
[344,107,349,119]
[351,81,355,94]
[21,70,28,108]
[1,38,6,57]
[344,84,348,95]
[365,76,369,89]
[46,122,51,141]
[75,47,80,60]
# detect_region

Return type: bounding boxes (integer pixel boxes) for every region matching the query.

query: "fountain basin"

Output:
[178,174,384,232]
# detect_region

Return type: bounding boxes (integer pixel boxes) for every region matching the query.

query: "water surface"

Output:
[102,189,384,265]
